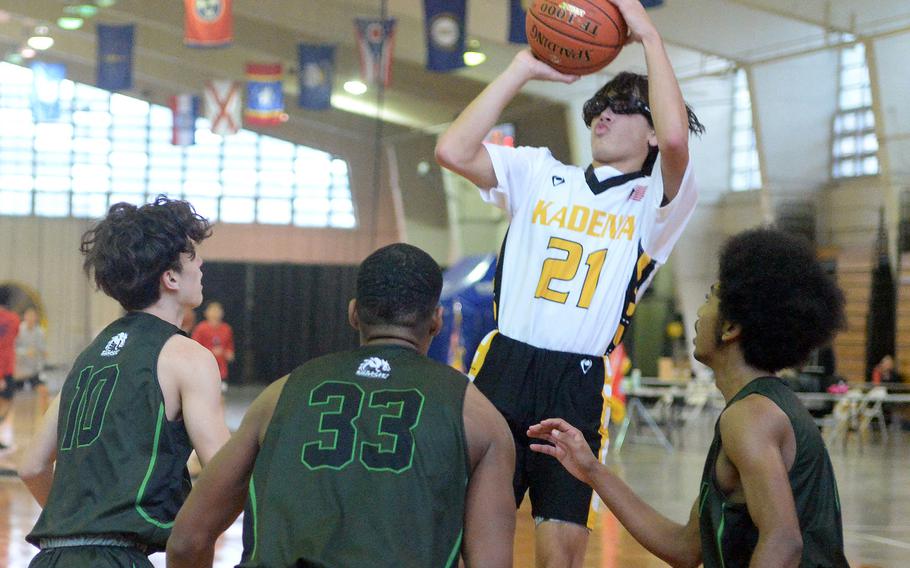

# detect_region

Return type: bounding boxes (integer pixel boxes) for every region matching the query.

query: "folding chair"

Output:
[857,386,888,443]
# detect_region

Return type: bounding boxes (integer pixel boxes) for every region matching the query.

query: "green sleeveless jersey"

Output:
[698,377,848,567]
[27,312,192,552]
[238,344,470,568]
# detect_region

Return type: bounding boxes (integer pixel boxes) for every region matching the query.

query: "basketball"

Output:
[525,0,627,75]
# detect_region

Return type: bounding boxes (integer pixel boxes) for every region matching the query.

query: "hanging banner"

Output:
[354,17,396,87]
[244,62,284,126]
[31,61,66,122]
[169,94,200,146]
[97,24,134,91]
[423,0,466,72]
[183,0,233,47]
[297,44,335,111]
[509,0,528,44]
[204,80,241,135]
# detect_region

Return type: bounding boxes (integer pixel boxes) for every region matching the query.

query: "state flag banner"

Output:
[354,18,396,87]
[297,44,335,111]
[509,0,528,44]
[170,94,200,146]
[184,0,233,47]
[97,24,134,91]
[205,80,241,136]
[244,63,284,127]
[31,61,66,122]
[424,0,466,72]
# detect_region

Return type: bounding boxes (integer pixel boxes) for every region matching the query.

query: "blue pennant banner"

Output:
[423,0,466,72]
[509,0,527,44]
[297,44,335,111]
[97,24,134,91]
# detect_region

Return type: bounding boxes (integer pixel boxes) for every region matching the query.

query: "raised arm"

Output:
[167,377,286,568]
[18,395,61,506]
[610,0,691,201]
[159,336,230,465]
[528,418,702,568]
[435,50,578,190]
[720,397,802,567]
[462,383,516,568]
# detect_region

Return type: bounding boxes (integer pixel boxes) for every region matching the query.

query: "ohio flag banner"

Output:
[509,0,528,44]
[31,61,66,122]
[297,44,335,111]
[184,0,233,47]
[169,94,200,146]
[354,17,396,87]
[424,0,466,72]
[245,63,284,126]
[204,80,241,135]
[97,24,134,91]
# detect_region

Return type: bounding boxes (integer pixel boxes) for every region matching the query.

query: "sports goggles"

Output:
[583,95,652,126]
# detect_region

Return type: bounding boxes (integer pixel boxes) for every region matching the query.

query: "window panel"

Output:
[0,62,354,227]
[184,196,219,221]
[72,193,108,218]
[294,212,328,227]
[183,180,221,197]
[34,192,69,217]
[110,93,149,116]
[257,198,292,224]
[111,179,146,194]
[0,190,31,215]
[109,193,145,206]
[863,156,879,175]
[0,174,33,191]
[35,176,71,192]
[330,212,357,228]
[258,170,293,197]
[220,197,255,223]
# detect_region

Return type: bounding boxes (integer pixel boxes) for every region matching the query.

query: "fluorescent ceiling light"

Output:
[27,36,55,51]
[57,17,84,30]
[343,80,367,95]
[64,5,98,18]
[463,51,486,67]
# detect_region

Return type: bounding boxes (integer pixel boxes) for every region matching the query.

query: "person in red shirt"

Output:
[191,302,234,389]
[0,288,21,452]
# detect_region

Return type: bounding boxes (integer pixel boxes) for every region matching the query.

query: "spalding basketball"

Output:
[526,0,627,75]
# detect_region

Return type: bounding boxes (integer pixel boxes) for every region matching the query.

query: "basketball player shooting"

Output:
[435,0,704,566]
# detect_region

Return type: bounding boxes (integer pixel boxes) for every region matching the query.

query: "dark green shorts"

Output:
[29,546,153,568]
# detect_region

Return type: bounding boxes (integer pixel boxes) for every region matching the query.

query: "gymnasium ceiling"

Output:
[0,0,907,139]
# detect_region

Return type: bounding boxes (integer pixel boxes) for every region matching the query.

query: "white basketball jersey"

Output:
[481,143,697,356]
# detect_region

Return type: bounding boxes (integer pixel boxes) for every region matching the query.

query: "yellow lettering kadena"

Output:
[531,200,635,240]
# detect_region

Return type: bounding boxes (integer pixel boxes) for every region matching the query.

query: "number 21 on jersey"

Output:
[535,237,607,309]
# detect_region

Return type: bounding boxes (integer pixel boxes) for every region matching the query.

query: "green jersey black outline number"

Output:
[301,381,425,473]
[301,381,365,470]
[360,389,425,473]
[60,364,120,450]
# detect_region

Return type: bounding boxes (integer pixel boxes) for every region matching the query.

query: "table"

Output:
[613,385,689,453]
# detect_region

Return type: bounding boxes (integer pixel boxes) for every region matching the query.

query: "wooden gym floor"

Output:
[0,387,905,567]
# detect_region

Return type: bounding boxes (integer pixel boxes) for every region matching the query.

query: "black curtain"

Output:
[866,212,896,380]
[200,262,359,385]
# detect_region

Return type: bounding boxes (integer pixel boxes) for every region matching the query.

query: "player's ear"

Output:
[160,269,179,293]
[428,305,444,338]
[720,321,741,343]
[348,299,360,331]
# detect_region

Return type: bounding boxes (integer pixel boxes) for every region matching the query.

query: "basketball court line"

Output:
[846,532,910,550]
